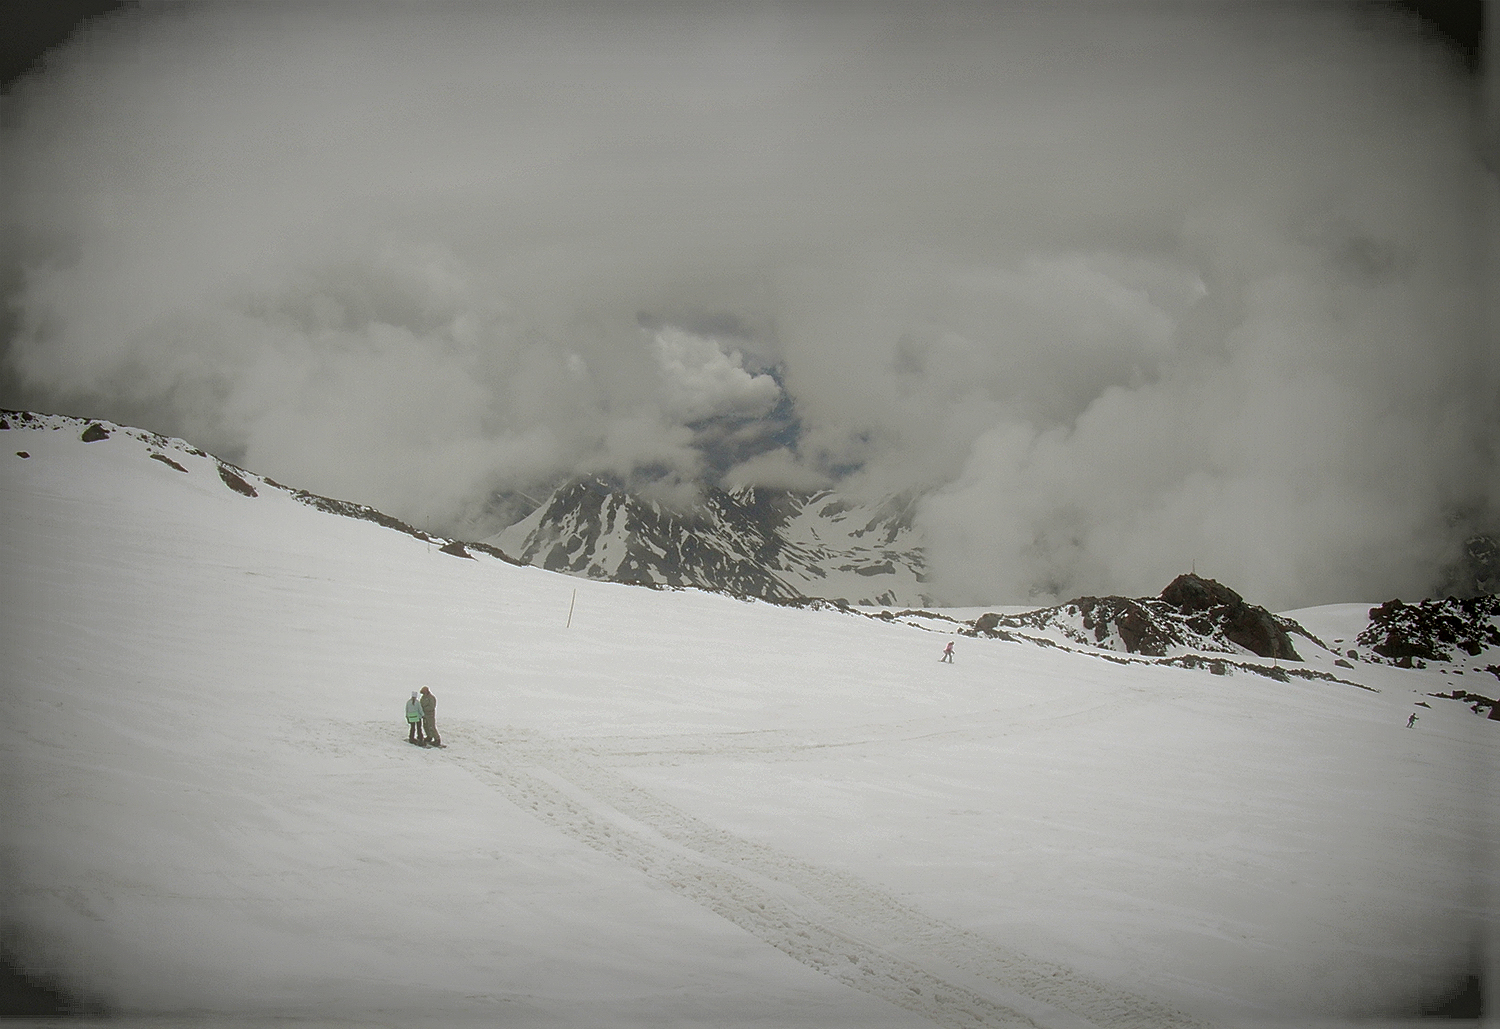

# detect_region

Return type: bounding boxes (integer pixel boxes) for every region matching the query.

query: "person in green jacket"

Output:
[405,691,425,743]
[419,686,440,746]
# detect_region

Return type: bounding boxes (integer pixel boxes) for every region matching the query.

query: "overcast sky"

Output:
[2,2,1493,609]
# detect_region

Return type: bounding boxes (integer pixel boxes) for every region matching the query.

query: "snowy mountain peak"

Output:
[488,478,930,606]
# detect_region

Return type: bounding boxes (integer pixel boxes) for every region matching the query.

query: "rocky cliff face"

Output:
[488,477,929,606]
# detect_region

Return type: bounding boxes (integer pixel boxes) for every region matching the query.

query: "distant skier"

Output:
[1406,713,1418,728]
[405,691,425,743]
[420,686,440,746]
[941,641,955,663]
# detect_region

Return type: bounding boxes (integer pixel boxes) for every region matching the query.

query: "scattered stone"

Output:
[1427,688,1500,719]
[1334,658,1353,669]
[15,451,29,459]
[80,423,110,443]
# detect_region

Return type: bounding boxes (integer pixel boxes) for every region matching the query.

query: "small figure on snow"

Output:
[941,641,955,663]
[420,686,441,746]
[406,691,425,743]
[1406,713,1418,728]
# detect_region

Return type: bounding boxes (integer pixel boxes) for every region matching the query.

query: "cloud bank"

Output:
[2,2,1492,607]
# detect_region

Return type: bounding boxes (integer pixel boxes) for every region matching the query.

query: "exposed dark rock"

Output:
[1427,689,1500,719]
[465,541,525,566]
[498,476,926,605]
[0,418,8,429]
[15,452,27,459]
[149,453,187,473]
[1357,596,1500,663]
[1160,574,1302,660]
[438,540,474,559]
[79,423,110,443]
[217,465,258,497]
[972,573,1307,661]
[289,487,429,541]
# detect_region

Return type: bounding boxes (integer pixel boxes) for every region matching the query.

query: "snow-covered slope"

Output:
[2,411,1495,1028]
[489,477,929,607]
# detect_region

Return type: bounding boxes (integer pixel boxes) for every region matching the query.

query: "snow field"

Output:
[1,416,1494,1028]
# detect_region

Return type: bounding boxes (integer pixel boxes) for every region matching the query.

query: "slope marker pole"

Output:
[566,588,577,628]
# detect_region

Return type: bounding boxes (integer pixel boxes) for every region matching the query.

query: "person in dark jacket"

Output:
[405,691,425,743]
[420,686,440,746]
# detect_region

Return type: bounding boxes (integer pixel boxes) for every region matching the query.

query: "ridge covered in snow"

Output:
[489,476,929,607]
[2,410,1495,1028]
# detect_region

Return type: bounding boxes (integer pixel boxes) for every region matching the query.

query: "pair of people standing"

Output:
[405,686,440,746]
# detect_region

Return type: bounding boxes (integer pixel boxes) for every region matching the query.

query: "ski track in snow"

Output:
[389,721,1212,1029]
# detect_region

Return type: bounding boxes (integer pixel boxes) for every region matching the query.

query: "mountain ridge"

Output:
[488,475,931,607]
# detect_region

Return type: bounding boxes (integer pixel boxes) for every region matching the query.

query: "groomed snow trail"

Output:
[439,725,1212,1029]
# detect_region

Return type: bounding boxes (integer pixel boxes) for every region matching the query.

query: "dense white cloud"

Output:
[650,328,782,424]
[721,448,830,493]
[1,2,1490,606]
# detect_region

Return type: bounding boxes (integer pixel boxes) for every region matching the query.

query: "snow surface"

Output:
[1,414,1495,1029]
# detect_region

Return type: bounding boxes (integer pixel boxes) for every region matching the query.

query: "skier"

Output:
[405,691,425,743]
[941,641,955,663]
[420,686,441,747]
[1406,713,1418,728]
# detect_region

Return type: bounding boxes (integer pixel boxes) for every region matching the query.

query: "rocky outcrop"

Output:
[149,453,188,473]
[1159,574,1302,660]
[1357,596,1500,664]
[973,573,1308,660]
[217,464,258,497]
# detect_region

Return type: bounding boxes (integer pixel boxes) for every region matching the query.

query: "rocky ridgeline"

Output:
[1356,596,1500,666]
[972,573,1313,661]
[491,476,930,606]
